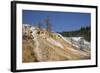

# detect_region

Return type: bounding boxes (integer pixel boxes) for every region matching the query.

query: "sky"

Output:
[22,10,91,32]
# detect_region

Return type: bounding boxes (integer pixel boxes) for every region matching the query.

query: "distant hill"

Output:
[59,26,91,42]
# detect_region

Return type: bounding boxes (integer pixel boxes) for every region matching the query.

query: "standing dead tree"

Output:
[45,17,51,32]
[38,22,41,29]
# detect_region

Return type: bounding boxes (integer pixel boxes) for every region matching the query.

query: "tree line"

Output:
[59,26,91,42]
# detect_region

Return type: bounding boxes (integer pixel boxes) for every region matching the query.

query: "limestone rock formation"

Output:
[22,24,91,63]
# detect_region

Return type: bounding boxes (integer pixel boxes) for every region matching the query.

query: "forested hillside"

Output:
[59,26,91,42]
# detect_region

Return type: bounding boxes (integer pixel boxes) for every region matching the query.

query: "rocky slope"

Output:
[22,24,91,63]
